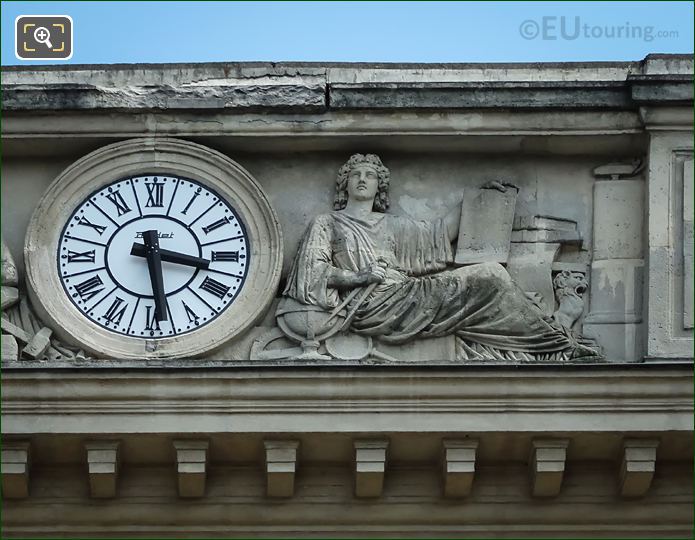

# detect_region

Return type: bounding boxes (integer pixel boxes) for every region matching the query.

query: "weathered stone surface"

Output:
[173,440,209,498]
[21,327,52,360]
[682,160,693,330]
[630,77,693,104]
[592,178,644,260]
[642,125,693,361]
[354,439,388,498]
[529,439,569,498]
[2,55,691,112]
[1,285,19,309]
[1,83,327,111]
[442,439,478,498]
[455,186,517,264]
[85,440,120,498]
[1,441,30,499]
[329,81,633,110]
[1,333,19,361]
[264,440,300,498]
[507,242,561,315]
[619,438,660,498]
[584,260,644,324]
[1,318,31,344]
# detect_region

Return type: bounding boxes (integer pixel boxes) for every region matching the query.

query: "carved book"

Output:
[455,187,518,265]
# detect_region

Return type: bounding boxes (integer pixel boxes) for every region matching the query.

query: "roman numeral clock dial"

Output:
[57,175,250,338]
[25,139,282,360]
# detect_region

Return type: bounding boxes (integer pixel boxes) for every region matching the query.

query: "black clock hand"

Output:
[141,230,168,322]
[130,244,210,270]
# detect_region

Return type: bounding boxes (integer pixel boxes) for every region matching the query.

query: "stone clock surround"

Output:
[24,138,283,359]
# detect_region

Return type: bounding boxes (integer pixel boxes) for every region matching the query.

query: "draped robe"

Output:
[284,211,597,357]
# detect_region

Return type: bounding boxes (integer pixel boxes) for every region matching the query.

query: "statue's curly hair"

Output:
[333,154,390,213]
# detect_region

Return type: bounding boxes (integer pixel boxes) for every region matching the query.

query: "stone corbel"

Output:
[619,438,660,498]
[264,440,300,498]
[85,440,120,498]
[442,438,478,498]
[529,438,569,497]
[173,439,209,498]
[1,441,31,498]
[354,439,389,498]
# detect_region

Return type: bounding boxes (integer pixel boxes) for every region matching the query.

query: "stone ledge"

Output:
[2,55,691,112]
[2,367,691,442]
[1,83,327,112]
[2,359,692,370]
[328,81,634,109]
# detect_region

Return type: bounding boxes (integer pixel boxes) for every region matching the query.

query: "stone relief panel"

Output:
[3,147,640,365]
[252,153,604,364]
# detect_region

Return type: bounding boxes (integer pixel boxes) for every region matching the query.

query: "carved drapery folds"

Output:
[4,151,611,365]
[253,153,603,364]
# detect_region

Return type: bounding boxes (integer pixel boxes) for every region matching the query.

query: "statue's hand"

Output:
[356,261,386,286]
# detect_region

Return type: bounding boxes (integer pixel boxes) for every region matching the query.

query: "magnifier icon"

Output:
[33,26,53,49]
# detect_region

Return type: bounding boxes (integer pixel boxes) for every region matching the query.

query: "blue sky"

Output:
[2,1,693,65]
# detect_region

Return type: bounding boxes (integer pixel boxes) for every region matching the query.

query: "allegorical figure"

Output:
[283,154,603,362]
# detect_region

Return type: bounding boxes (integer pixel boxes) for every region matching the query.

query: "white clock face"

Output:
[57,175,250,338]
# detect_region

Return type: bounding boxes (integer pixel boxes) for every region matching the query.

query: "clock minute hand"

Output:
[130,244,210,270]
[141,230,168,322]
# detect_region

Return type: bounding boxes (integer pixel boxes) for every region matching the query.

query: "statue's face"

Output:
[347,163,379,202]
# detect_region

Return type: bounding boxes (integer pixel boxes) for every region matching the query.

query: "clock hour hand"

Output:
[130,244,210,270]
[141,230,168,322]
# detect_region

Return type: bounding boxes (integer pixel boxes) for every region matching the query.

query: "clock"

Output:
[25,138,283,359]
[57,175,250,338]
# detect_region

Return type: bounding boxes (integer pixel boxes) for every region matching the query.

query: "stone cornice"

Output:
[2,367,692,447]
[2,54,691,113]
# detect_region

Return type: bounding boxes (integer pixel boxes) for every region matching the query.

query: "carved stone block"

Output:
[173,440,209,498]
[592,179,644,260]
[85,441,120,498]
[1,286,19,310]
[22,327,52,360]
[619,438,659,498]
[1,441,30,498]
[529,439,569,497]
[354,439,388,498]
[264,440,300,498]
[1,318,31,344]
[2,333,19,361]
[455,187,517,265]
[442,439,478,498]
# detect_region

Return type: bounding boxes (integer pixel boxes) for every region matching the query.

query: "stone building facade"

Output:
[1,54,693,537]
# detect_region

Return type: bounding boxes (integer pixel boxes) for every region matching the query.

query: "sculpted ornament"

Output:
[261,153,604,363]
[552,270,589,331]
[1,237,88,362]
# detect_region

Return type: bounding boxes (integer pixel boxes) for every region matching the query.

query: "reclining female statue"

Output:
[282,153,603,362]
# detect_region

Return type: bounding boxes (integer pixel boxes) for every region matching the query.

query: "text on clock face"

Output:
[57,175,250,338]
